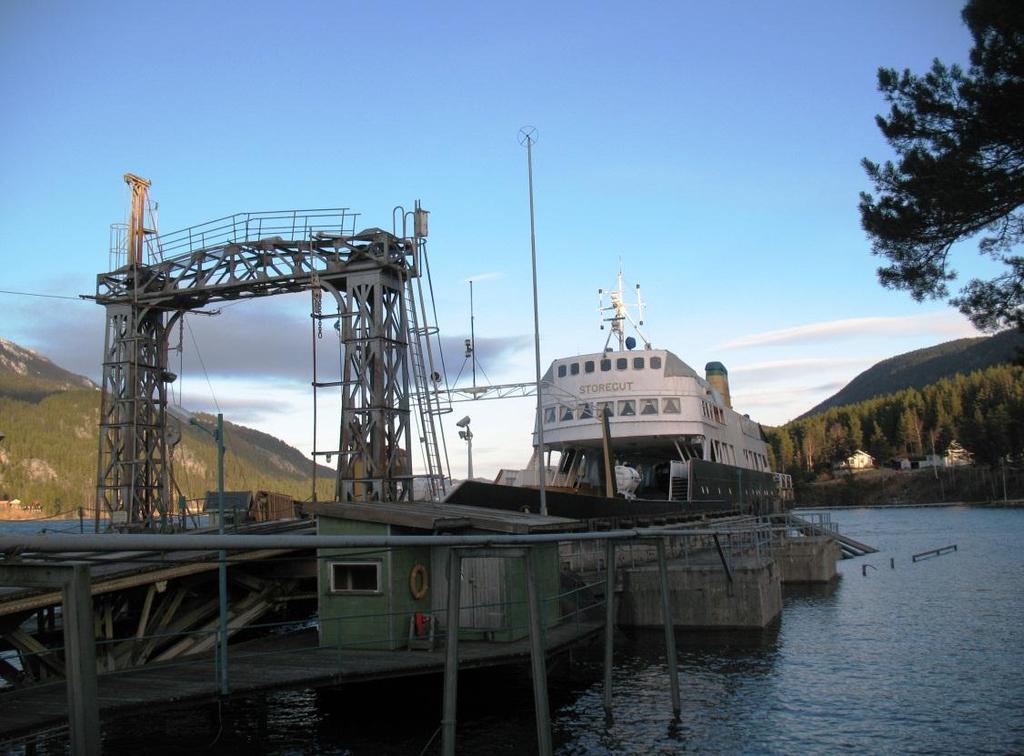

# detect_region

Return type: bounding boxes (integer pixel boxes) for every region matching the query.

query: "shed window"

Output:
[561,405,574,421]
[557,365,567,378]
[579,404,594,420]
[650,356,662,369]
[633,357,645,369]
[640,399,659,415]
[597,401,614,418]
[544,407,556,424]
[662,398,681,414]
[616,358,628,370]
[570,363,580,376]
[330,561,381,593]
[584,360,595,374]
[618,399,636,416]
[600,359,611,372]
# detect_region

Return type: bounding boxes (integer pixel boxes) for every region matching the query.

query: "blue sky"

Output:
[1,1,985,477]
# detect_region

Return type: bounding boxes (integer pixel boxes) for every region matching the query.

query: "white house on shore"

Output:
[834,450,875,471]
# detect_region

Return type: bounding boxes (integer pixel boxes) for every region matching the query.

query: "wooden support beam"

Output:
[5,628,65,677]
[133,587,188,665]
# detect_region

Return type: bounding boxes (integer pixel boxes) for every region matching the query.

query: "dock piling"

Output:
[524,547,553,756]
[655,540,681,718]
[603,539,616,716]
[441,548,463,756]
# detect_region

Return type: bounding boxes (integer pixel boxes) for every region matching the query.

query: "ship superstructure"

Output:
[515,270,790,508]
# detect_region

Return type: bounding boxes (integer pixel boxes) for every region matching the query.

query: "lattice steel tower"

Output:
[95,176,441,524]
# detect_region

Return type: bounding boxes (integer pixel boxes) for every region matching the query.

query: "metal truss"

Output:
[96,208,420,522]
[95,304,171,525]
[337,270,412,502]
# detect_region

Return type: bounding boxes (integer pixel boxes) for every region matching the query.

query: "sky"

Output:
[0,0,988,479]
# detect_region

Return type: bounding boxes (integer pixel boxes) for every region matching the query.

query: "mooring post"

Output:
[655,539,681,718]
[524,546,553,756]
[63,564,100,756]
[441,548,463,756]
[603,538,616,715]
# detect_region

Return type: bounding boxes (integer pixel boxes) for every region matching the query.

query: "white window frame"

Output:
[329,560,383,594]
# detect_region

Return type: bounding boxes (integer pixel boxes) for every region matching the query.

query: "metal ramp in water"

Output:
[776,513,878,559]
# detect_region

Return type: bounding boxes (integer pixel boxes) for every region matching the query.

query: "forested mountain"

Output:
[767,363,1024,476]
[0,338,95,402]
[0,339,332,514]
[799,329,1024,419]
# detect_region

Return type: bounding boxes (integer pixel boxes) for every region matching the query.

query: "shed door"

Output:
[431,550,508,631]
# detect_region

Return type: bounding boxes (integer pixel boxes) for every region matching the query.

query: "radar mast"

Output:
[598,265,651,351]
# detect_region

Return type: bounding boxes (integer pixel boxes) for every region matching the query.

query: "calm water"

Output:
[3,507,1023,754]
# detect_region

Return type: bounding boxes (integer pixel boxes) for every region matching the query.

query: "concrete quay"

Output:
[617,554,782,629]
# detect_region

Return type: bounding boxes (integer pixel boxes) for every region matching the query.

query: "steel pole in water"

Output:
[524,547,553,755]
[656,540,681,717]
[216,413,229,696]
[64,565,100,756]
[442,548,463,756]
[603,539,617,715]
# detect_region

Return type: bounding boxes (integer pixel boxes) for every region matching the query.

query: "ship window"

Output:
[561,405,574,422]
[633,357,644,369]
[330,561,381,593]
[544,407,556,424]
[579,404,594,420]
[557,365,567,378]
[640,399,658,415]
[600,359,611,371]
[618,400,636,416]
[662,398,681,414]
[597,401,614,418]
[570,363,580,376]
[584,360,595,373]
[616,358,628,370]
[650,356,662,369]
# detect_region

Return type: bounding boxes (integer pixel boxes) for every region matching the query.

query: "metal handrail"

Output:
[153,208,359,258]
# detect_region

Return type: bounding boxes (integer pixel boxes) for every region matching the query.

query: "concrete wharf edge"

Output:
[0,621,604,743]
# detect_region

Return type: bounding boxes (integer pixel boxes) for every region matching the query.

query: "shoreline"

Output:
[795,499,1024,511]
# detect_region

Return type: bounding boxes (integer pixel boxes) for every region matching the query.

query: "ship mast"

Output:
[598,266,651,350]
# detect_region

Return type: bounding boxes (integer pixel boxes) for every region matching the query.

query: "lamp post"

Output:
[519,126,547,515]
[168,407,229,696]
[457,416,473,480]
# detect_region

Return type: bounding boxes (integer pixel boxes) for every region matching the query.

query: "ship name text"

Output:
[579,381,634,395]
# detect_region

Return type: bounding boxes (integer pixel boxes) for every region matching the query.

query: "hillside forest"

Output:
[766,364,1024,477]
[0,387,333,516]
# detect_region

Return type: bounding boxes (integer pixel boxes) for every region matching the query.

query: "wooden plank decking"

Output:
[0,620,604,743]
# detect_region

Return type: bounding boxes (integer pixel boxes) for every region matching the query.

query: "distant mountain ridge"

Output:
[0,337,332,512]
[799,329,1024,419]
[0,338,96,402]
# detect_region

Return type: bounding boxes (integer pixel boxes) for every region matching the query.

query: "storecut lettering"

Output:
[579,382,634,394]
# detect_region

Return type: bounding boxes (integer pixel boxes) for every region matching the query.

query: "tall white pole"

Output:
[520,126,547,516]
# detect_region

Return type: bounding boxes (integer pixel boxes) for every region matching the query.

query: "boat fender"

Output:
[409,563,429,600]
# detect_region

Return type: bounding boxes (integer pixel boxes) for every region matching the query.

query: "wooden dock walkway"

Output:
[0,620,603,743]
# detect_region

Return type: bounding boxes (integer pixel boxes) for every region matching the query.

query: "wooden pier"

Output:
[0,620,602,743]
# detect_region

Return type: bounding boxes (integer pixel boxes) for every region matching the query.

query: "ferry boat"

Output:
[497,271,793,513]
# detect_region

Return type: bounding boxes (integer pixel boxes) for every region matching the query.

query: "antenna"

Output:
[469,280,477,390]
[598,264,651,350]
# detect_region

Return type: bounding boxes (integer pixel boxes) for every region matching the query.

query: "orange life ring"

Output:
[409,563,428,600]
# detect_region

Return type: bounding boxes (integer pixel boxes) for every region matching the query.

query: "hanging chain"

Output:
[311,268,323,339]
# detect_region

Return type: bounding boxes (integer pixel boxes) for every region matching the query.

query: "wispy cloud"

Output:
[463,271,504,283]
[730,356,871,381]
[718,312,980,350]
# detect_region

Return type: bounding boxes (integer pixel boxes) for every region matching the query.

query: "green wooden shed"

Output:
[309,501,582,650]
